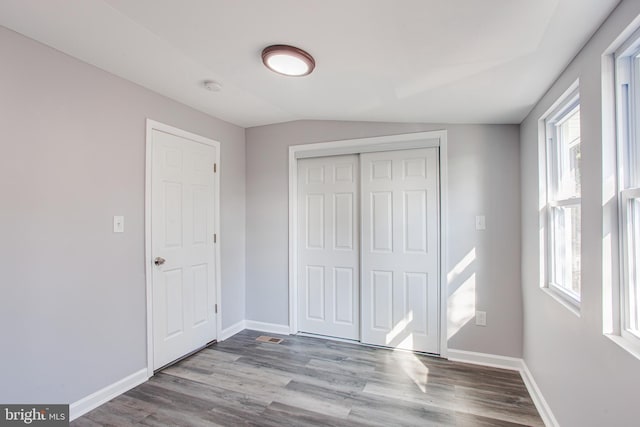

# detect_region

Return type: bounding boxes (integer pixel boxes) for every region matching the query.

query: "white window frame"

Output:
[615,30,640,354]
[543,87,582,312]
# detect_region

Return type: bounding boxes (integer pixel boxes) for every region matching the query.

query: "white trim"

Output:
[605,333,640,361]
[447,349,558,427]
[288,130,449,356]
[520,362,560,427]
[145,119,222,377]
[540,80,581,123]
[69,368,148,421]
[548,197,582,208]
[540,286,581,317]
[604,19,640,361]
[447,349,523,371]
[288,145,298,335]
[220,320,246,341]
[539,80,583,312]
[292,131,444,159]
[438,135,449,358]
[602,47,621,337]
[145,121,154,378]
[245,320,291,336]
[296,331,360,344]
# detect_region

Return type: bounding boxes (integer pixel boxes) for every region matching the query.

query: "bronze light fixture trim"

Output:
[262,45,315,77]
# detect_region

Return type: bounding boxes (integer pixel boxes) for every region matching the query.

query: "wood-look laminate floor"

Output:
[72,330,543,426]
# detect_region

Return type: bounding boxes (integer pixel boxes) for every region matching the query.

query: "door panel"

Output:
[334,267,354,324]
[334,193,354,249]
[164,268,184,337]
[371,191,393,252]
[193,264,209,325]
[298,155,359,340]
[306,194,325,249]
[361,148,439,354]
[306,266,325,320]
[151,129,217,369]
[404,272,429,334]
[404,190,428,253]
[372,270,393,330]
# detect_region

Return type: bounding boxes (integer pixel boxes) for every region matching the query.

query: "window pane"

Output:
[551,205,581,298]
[556,107,581,198]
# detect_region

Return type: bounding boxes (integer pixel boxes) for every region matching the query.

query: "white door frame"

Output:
[288,130,449,357]
[145,119,222,377]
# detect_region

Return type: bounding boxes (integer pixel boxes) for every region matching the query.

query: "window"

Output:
[617,34,640,345]
[544,88,581,308]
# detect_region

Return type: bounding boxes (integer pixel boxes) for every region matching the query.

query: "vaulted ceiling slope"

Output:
[0,0,620,127]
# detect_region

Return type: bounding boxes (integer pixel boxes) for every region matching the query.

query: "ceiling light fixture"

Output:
[262,45,315,77]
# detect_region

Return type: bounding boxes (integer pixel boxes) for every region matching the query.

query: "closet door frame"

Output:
[288,130,449,357]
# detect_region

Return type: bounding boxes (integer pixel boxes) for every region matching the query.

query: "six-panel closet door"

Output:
[297,155,360,340]
[297,148,440,354]
[360,148,440,354]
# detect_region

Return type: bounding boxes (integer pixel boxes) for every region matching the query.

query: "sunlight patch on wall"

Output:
[448,273,476,339]
[447,248,476,284]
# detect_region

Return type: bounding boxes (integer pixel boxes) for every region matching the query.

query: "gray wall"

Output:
[0,27,246,404]
[245,121,522,357]
[520,1,640,425]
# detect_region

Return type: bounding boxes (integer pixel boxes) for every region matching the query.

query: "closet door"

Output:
[360,148,440,353]
[298,155,360,340]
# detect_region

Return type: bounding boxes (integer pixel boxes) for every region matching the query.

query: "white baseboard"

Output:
[447,349,558,427]
[244,320,290,336]
[447,348,523,371]
[70,368,148,421]
[220,320,246,341]
[520,362,559,427]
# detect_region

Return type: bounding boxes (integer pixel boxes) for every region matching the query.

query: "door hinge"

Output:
[214,163,217,173]
[213,233,217,243]
[214,304,218,314]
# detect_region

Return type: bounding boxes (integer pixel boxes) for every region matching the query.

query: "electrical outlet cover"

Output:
[475,311,487,326]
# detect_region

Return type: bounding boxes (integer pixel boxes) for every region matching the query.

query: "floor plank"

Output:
[72,330,543,426]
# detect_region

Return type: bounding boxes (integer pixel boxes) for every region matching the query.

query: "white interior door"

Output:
[360,148,440,353]
[151,129,217,370]
[298,155,360,340]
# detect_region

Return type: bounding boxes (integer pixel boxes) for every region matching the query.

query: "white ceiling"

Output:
[0,0,620,127]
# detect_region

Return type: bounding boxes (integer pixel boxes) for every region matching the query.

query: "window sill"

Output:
[540,286,581,317]
[604,333,640,362]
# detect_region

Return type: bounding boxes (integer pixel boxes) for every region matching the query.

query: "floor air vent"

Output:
[256,336,283,344]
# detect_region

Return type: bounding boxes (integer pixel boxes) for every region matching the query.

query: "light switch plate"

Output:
[476,215,486,230]
[113,216,124,233]
[475,311,487,326]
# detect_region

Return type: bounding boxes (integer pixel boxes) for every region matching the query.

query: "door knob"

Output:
[154,257,166,266]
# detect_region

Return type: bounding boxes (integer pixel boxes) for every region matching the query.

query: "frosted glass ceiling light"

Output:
[262,45,315,77]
